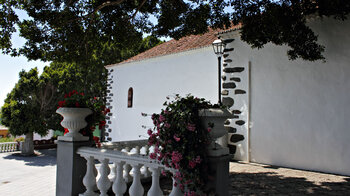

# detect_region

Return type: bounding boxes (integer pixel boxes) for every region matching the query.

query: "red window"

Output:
[128,88,133,108]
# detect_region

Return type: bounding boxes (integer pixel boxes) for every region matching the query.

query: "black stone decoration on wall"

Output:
[236,120,245,126]
[232,115,239,119]
[232,110,242,114]
[230,134,245,143]
[223,48,234,52]
[223,39,235,44]
[225,126,237,133]
[230,77,241,82]
[229,145,237,154]
[223,67,244,73]
[222,90,229,95]
[220,42,249,159]
[222,97,234,107]
[105,68,114,142]
[235,89,246,94]
[222,82,236,89]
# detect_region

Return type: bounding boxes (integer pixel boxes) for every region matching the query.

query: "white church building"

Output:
[105,16,350,176]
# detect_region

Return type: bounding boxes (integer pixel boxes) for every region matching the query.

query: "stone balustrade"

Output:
[77,141,183,196]
[0,142,18,153]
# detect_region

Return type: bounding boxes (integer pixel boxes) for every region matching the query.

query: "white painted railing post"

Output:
[147,167,163,196]
[129,164,144,196]
[80,156,98,196]
[122,147,133,183]
[97,158,111,196]
[112,161,127,196]
[0,142,17,153]
[169,177,183,196]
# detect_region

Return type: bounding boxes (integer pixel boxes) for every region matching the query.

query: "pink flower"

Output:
[207,127,212,132]
[195,156,201,163]
[174,171,182,181]
[186,123,196,131]
[161,170,167,176]
[179,184,184,191]
[173,135,180,142]
[164,123,171,128]
[147,129,152,136]
[189,160,196,168]
[154,146,160,154]
[159,114,166,122]
[184,191,197,196]
[171,151,182,163]
[149,153,157,159]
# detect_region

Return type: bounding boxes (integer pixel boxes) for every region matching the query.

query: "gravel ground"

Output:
[229,161,350,195]
[1,149,349,196]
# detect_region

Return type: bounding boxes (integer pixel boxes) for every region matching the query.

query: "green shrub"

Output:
[0,137,16,143]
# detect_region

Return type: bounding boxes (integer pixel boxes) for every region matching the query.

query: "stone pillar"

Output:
[205,155,233,196]
[56,140,92,196]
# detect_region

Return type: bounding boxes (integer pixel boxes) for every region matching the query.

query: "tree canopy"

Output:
[0,68,52,136]
[0,0,349,62]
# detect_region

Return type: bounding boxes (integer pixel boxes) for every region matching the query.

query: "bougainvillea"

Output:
[146,95,220,195]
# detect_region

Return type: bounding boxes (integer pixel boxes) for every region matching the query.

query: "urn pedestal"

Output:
[199,108,233,157]
[56,107,92,141]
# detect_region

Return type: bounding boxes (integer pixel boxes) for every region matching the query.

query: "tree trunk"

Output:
[21,132,34,155]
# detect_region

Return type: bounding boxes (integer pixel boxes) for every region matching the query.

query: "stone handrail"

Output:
[77,142,182,196]
[0,142,18,153]
[101,139,148,151]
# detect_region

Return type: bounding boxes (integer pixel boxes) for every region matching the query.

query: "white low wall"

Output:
[223,17,350,176]
[108,47,218,141]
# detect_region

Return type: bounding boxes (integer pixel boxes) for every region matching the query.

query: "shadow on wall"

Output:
[3,149,57,167]
[229,172,350,195]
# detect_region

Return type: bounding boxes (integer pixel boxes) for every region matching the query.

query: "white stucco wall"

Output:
[222,17,350,176]
[107,47,218,141]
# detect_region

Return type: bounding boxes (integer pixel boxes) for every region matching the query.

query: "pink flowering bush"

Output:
[146,95,220,195]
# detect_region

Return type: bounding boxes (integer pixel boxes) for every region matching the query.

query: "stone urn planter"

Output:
[199,108,233,157]
[56,107,92,141]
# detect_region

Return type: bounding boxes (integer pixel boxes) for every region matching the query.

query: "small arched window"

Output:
[127,87,133,108]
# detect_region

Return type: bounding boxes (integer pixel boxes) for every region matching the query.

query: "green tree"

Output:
[1,68,56,155]
[1,1,349,62]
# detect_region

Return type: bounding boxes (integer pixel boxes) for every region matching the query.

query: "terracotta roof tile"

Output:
[106,25,241,67]
[106,29,219,67]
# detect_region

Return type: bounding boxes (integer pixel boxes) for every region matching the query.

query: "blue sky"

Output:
[0,9,169,108]
[0,10,49,107]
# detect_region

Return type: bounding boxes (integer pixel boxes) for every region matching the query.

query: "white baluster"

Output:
[110,163,116,182]
[169,177,183,196]
[141,165,151,178]
[97,158,111,196]
[141,145,151,178]
[147,167,163,196]
[135,146,140,154]
[123,163,132,182]
[129,164,144,196]
[112,161,127,196]
[81,156,98,196]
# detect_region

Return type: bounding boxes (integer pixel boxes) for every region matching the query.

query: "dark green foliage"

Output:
[1,1,350,63]
[1,68,51,136]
